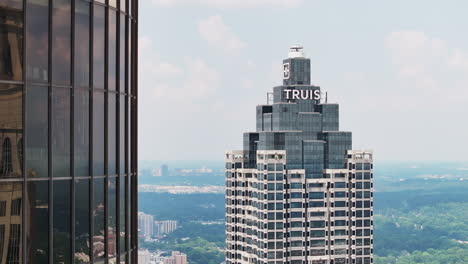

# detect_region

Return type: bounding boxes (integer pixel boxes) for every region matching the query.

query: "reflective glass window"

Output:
[127,97,131,172]
[108,177,117,259]
[74,0,90,87]
[26,86,48,178]
[128,0,131,17]
[119,14,125,92]
[108,94,116,175]
[0,84,23,178]
[0,0,23,81]
[119,0,125,12]
[92,4,104,89]
[74,89,89,176]
[93,92,104,175]
[52,88,70,177]
[0,182,23,261]
[108,11,117,91]
[26,181,48,263]
[128,175,133,249]
[93,178,105,261]
[75,179,90,263]
[127,19,131,94]
[119,176,126,253]
[119,95,125,173]
[53,180,71,264]
[26,0,49,82]
[52,0,71,84]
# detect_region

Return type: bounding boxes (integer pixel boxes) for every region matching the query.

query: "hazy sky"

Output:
[138,0,468,162]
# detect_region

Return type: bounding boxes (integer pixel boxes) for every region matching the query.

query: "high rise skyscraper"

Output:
[138,212,154,239]
[225,47,374,264]
[0,0,138,263]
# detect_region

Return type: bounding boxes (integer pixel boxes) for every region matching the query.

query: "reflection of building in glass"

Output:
[154,220,178,236]
[0,182,22,263]
[0,0,139,263]
[225,47,374,264]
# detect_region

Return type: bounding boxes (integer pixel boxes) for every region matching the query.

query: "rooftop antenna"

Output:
[325,92,328,103]
[288,45,305,58]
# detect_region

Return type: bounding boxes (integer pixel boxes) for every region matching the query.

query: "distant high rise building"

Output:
[138,212,154,238]
[163,251,187,264]
[225,47,374,264]
[161,164,169,177]
[0,0,138,263]
[138,249,151,264]
[154,220,178,235]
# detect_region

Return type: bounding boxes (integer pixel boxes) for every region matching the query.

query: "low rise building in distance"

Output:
[163,251,188,264]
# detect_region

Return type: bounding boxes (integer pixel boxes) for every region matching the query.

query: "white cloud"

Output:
[181,57,219,97]
[384,31,468,108]
[198,15,246,52]
[448,48,468,72]
[385,31,447,87]
[138,35,219,101]
[139,36,183,78]
[151,0,303,8]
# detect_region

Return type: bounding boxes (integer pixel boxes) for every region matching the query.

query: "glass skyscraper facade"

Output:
[0,0,138,263]
[226,47,374,264]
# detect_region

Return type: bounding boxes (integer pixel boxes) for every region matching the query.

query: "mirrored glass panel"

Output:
[108,10,116,91]
[92,92,104,176]
[92,4,104,89]
[26,180,48,263]
[52,0,71,84]
[108,94,116,175]
[108,177,117,260]
[0,83,23,179]
[52,88,70,177]
[75,179,90,263]
[126,20,131,95]
[0,0,23,81]
[119,0,125,12]
[92,178,105,261]
[119,95,125,173]
[119,14,125,92]
[53,180,71,264]
[74,89,89,176]
[26,86,48,178]
[74,0,90,87]
[119,176,126,254]
[0,182,23,263]
[26,0,49,82]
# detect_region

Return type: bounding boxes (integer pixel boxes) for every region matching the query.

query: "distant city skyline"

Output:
[139,0,468,162]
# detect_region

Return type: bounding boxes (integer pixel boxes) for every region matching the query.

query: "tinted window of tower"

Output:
[0,0,138,263]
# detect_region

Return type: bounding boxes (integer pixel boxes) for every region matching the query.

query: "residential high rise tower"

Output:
[225,47,374,264]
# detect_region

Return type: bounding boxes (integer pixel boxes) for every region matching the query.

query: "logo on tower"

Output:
[283,63,290,79]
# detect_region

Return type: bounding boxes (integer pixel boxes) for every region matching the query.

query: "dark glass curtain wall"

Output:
[0,0,138,263]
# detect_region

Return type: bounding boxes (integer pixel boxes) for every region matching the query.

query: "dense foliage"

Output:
[139,193,225,221]
[138,164,468,264]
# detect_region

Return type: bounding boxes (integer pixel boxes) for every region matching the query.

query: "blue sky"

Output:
[138,0,468,162]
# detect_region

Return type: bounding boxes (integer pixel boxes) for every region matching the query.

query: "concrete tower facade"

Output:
[225,47,374,264]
